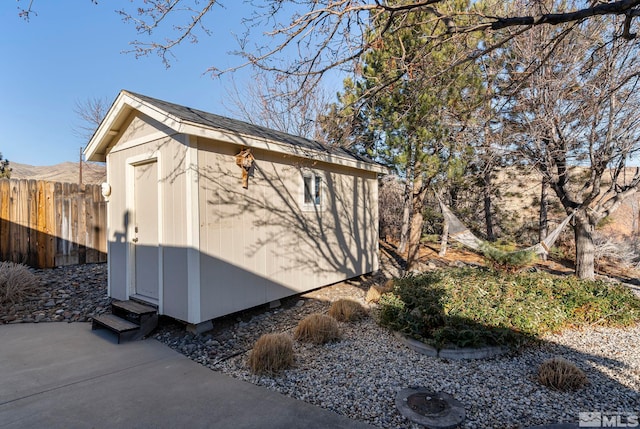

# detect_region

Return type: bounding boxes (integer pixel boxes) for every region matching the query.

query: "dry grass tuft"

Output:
[0,262,39,305]
[365,279,394,304]
[537,357,589,391]
[248,333,294,375]
[328,299,367,322]
[294,313,341,344]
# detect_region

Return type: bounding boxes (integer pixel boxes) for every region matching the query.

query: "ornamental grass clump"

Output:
[248,333,294,375]
[294,313,341,344]
[537,357,589,391]
[366,279,394,304]
[0,261,39,305]
[328,299,367,322]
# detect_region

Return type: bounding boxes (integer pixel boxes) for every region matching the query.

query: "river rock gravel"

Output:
[0,263,110,324]
[1,260,639,429]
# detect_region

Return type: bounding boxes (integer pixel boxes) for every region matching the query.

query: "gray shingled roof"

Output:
[125,90,376,165]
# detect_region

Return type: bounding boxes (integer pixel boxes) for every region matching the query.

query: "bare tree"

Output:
[223,69,330,140]
[503,5,640,279]
[73,97,110,142]
[16,1,640,100]
[110,1,640,87]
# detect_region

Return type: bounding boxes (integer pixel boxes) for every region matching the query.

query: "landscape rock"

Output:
[2,255,639,429]
[0,263,110,325]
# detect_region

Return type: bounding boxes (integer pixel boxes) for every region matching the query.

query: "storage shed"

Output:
[84,90,386,329]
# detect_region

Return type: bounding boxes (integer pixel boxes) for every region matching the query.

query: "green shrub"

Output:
[480,243,537,272]
[421,234,441,244]
[377,268,640,349]
[549,246,567,260]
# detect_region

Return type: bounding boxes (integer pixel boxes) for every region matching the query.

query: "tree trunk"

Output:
[439,215,449,257]
[406,182,429,270]
[574,210,596,280]
[538,179,549,261]
[483,169,495,241]
[539,179,549,242]
[398,156,415,254]
[398,177,412,254]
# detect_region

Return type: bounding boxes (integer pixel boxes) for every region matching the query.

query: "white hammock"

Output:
[439,201,574,257]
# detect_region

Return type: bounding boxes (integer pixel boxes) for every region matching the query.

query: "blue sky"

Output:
[0,2,258,166]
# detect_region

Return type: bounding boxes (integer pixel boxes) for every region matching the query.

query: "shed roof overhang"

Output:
[84,90,388,175]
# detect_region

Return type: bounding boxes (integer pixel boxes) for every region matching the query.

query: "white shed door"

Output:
[133,161,159,301]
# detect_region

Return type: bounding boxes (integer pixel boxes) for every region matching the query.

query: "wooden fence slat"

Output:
[20,180,30,265]
[54,181,64,266]
[9,181,19,263]
[36,181,46,268]
[0,180,10,261]
[79,185,86,264]
[0,178,106,268]
[86,185,97,263]
[46,182,56,267]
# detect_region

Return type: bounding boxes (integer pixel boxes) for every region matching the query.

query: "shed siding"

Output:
[106,113,174,155]
[196,138,379,320]
[106,116,190,320]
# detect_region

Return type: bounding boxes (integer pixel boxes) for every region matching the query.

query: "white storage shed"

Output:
[85,90,386,328]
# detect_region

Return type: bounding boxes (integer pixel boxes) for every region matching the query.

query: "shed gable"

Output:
[107,113,178,156]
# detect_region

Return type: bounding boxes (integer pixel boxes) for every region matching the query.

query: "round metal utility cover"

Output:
[395,388,465,429]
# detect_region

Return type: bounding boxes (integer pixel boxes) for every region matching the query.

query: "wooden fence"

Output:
[0,179,107,268]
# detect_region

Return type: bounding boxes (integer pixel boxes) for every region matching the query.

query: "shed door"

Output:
[133,161,159,301]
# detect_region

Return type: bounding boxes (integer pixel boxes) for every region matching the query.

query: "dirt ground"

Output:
[382,239,639,286]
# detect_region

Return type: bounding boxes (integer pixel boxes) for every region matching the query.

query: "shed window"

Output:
[303,174,322,206]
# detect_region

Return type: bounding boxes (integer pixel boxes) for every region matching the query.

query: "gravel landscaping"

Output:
[1,260,639,429]
[0,263,111,324]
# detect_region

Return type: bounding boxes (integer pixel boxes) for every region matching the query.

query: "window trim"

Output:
[301,170,324,210]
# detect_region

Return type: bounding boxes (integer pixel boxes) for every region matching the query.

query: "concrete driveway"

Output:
[0,322,376,429]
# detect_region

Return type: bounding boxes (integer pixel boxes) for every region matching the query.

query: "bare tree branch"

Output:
[72,96,110,142]
[489,0,640,31]
[109,0,640,80]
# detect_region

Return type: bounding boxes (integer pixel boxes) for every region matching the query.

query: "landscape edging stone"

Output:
[393,332,510,360]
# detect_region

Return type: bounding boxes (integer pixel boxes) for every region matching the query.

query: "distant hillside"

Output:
[495,166,639,238]
[8,161,106,185]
